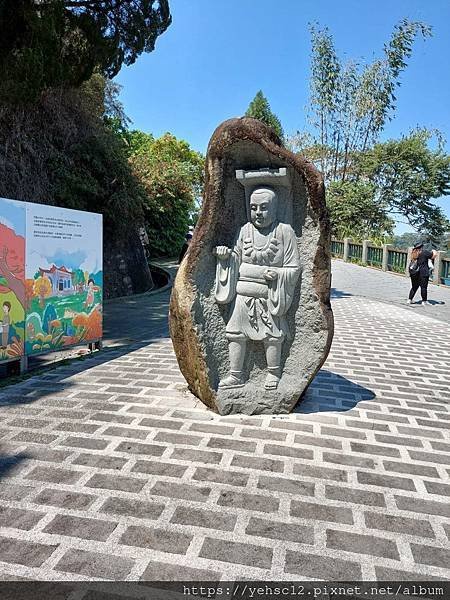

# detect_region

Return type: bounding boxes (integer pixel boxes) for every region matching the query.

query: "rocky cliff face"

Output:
[170,117,334,415]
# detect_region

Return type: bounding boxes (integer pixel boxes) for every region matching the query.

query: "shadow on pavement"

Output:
[0,452,29,481]
[295,369,375,414]
[330,288,353,299]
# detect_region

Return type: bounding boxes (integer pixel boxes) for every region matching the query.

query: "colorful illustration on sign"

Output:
[25,203,102,355]
[0,198,26,362]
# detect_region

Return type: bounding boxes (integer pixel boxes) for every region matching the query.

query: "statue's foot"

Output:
[219,372,245,389]
[265,372,280,390]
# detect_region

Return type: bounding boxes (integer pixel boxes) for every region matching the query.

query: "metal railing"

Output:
[331,240,344,257]
[388,248,408,273]
[331,239,450,287]
[348,242,363,261]
[367,245,383,267]
[442,258,450,283]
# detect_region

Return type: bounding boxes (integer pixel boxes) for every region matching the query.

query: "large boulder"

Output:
[169,117,333,414]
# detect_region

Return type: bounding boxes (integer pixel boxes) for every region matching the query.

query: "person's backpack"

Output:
[409,259,420,275]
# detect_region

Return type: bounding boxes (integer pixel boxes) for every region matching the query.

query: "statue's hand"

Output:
[264,269,278,281]
[215,246,232,260]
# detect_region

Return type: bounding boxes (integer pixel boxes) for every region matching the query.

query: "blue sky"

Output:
[0,198,25,237]
[116,0,450,232]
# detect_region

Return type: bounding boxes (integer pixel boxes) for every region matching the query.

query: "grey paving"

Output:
[0,261,448,581]
[332,258,450,323]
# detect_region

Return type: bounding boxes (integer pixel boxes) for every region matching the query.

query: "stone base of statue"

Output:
[169,117,333,415]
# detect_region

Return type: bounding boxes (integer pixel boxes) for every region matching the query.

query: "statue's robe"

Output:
[215,221,301,341]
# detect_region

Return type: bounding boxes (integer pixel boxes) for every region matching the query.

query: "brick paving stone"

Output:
[231,454,284,473]
[131,459,187,477]
[395,495,450,518]
[120,525,192,554]
[199,537,272,569]
[322,452,376,469]
[257,475,315,497]
[102,426,148,440]
[100,496,165,519]
[424,481,450,497]
[171,506,237,531]
[11,431,58,444]
[150,480,211,502]
[263,444,313,460]
[326,529,399,560]
[382,460,440,479]
[24,466,83,485]
[154,431,204,446]
[55,548,134,579]
[72,453,127,470]
[0,536,57,567]
[207,437,257,453]
[356,471,416,492]
[43,514,117,541]
[33,488,97,510]
[350,442,401,458]
[0,483,35,501]
[138,417,184,430]
[410,543,450,570]
[192,467,249,487]
[290,499,354,524]
[115,440,165,456]
[217,489,279,513]
[169,447,223,464]
[285,550,362,579]
[293,462,348,482]
[85,473,145,493]
[59,436,110,450]
[246,516,314,544]
[408,450,450,465]
[364,511,435,538]
[0,506,45,530]
[140,560,220,581]
[326,485,386,507]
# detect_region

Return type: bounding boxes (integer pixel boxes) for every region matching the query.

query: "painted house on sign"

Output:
[39,265,74,295]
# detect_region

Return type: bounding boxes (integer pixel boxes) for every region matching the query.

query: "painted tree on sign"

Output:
[33,276,52,308]
[0,223,25,308]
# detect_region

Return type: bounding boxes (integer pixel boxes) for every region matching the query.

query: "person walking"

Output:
[407,242,438,305]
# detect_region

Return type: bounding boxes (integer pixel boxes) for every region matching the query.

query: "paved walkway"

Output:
[0,262,449,584]
[332,259,450,324]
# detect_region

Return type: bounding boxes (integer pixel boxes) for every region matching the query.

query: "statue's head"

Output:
[249,187,278,229]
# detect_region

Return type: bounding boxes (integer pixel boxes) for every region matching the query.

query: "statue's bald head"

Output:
[249,186,278,229]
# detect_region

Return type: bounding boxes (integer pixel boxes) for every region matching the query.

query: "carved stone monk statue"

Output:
[214,186,301,390]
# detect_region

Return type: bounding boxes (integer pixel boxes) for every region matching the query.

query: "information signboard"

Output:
[0,198,102,365]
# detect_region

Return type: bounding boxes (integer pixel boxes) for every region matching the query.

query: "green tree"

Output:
[0,0,172,102]
[127,133,204,256]
[292,19,431,182]
[327,180,394,242]
[358,129,450,238]
[245,90,284,141]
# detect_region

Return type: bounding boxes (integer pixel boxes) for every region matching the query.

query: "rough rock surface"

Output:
[169,117,333,414]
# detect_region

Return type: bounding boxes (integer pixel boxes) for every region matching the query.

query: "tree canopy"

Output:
[0,0,172,101]
[290,19,449,241]
[126,132,204,256]
[245,90,284,141]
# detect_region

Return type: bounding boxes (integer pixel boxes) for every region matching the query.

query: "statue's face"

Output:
[250,190,277,229]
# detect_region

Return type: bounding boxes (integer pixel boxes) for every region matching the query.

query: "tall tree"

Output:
[0,0,172,101]
[245,91,284,141]
[358,129,450,238]
[292,19,432,182]
[127,133,204,256]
